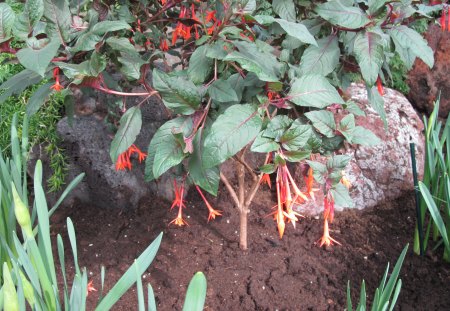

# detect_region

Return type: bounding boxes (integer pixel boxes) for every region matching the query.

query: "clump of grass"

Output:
[0,53,67,191]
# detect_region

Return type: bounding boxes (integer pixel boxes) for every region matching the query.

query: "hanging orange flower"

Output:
[115,144,147,171]
[376,76,384,96]
[318,219,341,247]
[195,185,222,222]
[50,67,64,92]
[169,179,189,227]
[86,280,97,297]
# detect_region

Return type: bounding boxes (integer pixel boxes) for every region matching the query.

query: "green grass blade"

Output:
[356,280,366,311]
[147,283,157,311]
[49,173,85,217]
[67,218,81,276]
[347,280,353,311]
[95,232,163,311]
[182,272,207,311]
[135,261,145,311]
[379,245,408,305]
[388,279,402,311]
[57,235,69,310]
[419,182,450,250]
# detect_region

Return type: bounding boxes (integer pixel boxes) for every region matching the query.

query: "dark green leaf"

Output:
[16,37,60,77]
[188,126,220,196]
[110,107,142,162]
[0,3,15,42]
[350,126,380,146]
[118,52,146,80]
[298,35,339,76]
[327,155,351,170]
[263,115,294,140]
[273,0,296,22]
[274,19,317,46]
[208,79,239,103]
[280,121,314,151]
[339,114,356,141]
[316,0,370,29]
[26,82,53,116]
[203,104,262,168]
[153,69,201,115]
[389,25,434,69]
[188,45,213,84]
[367,85,387,129]
[106,37,137,53]
[344,100,365,116]
[43,0,71,42]
[92,20,131,35]
[306,160,327,184]
[89,51,107,76]
[259,163,276,174]
[331,183,354,208]
[289,74,344,108]
[250,133,280,153]
[353,31,384,85]
[305,110,336,138]
[284,150,311,162]
[0,69,42,104]
[368,0,388,14]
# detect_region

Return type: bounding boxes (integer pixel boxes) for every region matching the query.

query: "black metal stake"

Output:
[410,143,424,256]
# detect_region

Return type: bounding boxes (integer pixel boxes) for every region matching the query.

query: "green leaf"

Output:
[0,3,15,42]
[353,31,384,85]
[284,150,311,162]
[368,0,388,15]
[43,0,71,42]
[344,100,365,117]
[92,20,131,35]
[188,126,220,196]
[331,183,354,208]
[280,121,314,151]
[188,45,213,84]
[72,32,101,52]
[109,107,142,162]
[419,182,450,250]
[89,51,107,76]
[327,155,351,170]
[306,160,327,184]
[298,35,340,76]
[305,110,336,138]
[263,115,294,140]
[224,41,281,82]
[259,163,276,174]
[145,117,190,181]
[153,69,201,115]
[208,79,239,103]
[350,126,380,146]
[152,117,193,179]
[289,74,344,108]
[203,104,262,168]
[251,132,279,153]
[339,113,356,141]
[0,70,43,103]
[367,85,387,129]
[106,37,137,53]
[273,0,296,22]
[316,0,370,29]
[16,37,60,77]
[95,233,163,311]
[389,25,434,69]
[26,82,54,116]
[274,19,317,46]
[118,52,146,80]
[182,272,207,311]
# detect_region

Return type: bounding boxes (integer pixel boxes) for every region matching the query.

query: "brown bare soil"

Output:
[51,189,450,310]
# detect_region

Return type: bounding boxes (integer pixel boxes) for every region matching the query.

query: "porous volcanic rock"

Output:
[296,83,425,215]
[407,24,450,118]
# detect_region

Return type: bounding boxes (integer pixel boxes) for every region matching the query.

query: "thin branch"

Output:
[220,172,240,207]
[244,175,262,208]
[233,156,256,181]
[237,162,245,209]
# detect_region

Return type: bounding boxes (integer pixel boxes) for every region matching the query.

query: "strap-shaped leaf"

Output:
[299,35,339,76]
[182,272,207,311]
[26,82,54,116]
[0,69,42,104]
[203,104,262,168]
[289,74,344,108]
[316,0,370,29]
[153,69,201,115]
[110,106,142,162]
[353,31,384,85]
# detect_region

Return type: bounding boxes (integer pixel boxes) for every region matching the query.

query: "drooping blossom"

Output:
[115,144,147,171]
[169,179,188,226]
[376,76,384,96]
[195,185,222,222]
[87,280,97,297]
[318,219,341,247]
[50,67,64,92]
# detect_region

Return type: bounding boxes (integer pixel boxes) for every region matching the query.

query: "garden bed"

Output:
[51,190,450,310]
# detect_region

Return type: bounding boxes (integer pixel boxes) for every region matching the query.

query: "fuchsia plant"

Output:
[0,0,439,250]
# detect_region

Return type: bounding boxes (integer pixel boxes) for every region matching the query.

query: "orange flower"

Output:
[160,0,166,5]
[323,195,335,223]
[50,67,64,92]
[376,76,384,96]
[87,280,97,297]
[303,167,319,201]
[275,181,286,239]
[441,8,446,31]
[170,179,186,210]
[205,10,216,23]
[318,219,341,247]
[260,173,272,188]
[340,171,351,189]
[283,206,303,229]
[195,185,222,222]
[169,206,189,226]
[115,144,147,171]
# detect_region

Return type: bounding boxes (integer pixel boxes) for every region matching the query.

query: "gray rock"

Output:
[295,83,425,215]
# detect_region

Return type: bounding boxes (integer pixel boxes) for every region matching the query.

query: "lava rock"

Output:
[407,24,450,118]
